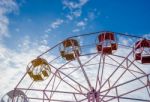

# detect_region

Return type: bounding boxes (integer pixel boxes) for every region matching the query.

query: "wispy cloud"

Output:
[72,19,87,32]
[71,8,100,33]
[51,19,64,29]
[46,0,100,33]
[87,8,100,20]
[72,28,80,32]
[0,0,19,38]
[62,0,89,19]
[63,0,88,9]
[143,33,150,38]
[66,15,73,20]
[76,21,86,27]
[0,35,50,98]
[45,19,64,33]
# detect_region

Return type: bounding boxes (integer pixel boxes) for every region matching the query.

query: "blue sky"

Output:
[0,0,150,100]
[1,0,150,49]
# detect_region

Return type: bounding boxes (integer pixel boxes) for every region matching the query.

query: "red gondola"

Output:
[134,39,150,64]
[97,32,118,54]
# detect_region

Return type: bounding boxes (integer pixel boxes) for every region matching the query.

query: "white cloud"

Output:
[72,28,80,32]
[0,0,18,38]
[77,21,86,27]
[84,17,88,21]
[62,0,88,19]
[0,15,9,37]
[66,14,73,20]
[119,36,133,46]
[45,19,64,33]
[46,1,100,34]
[63,0,88,10]
[72,9,82,17]
[143,33,150,39]
[73,20,86,32]
[45,0,89,33]
[87,9,100,20]
[51,19,64,29]
[0,35,52,98]
[45,28,51,33]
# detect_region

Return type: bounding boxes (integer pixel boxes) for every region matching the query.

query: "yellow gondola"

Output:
[27,58,51,81]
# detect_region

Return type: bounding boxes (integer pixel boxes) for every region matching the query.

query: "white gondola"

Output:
[1,90,28,102]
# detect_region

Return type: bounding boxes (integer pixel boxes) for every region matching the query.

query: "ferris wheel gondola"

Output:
[134,39,150,64]
[60,39,80,61]
[27,57,51,81]
[1,90,28,102]
[96,32,118,54]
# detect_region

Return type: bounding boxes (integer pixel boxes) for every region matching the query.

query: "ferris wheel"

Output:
[1,31,150,102]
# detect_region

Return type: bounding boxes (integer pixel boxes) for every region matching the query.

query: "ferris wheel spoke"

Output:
[46,53,100,95]
[99,50,133,91]
[100,59,138,101]
[75,53,93,90]
[102,76,150,100]
[17,88,86,102]
[19,88,87,95]
[100,55,106,89]
[101,94,149,102]
[113,54,147,74]
[44,70,56,89]
[37,41,62,58]
[100,74,150,101]
[107,55,144,75]
[79,97,88,102]
[105,84,148,102]
[44,61,72,90]
[146,87,150,98]
[51,70,85,93]
[73,93,78,102]
[146,76,150,97]
[127,58,147,74]
[58,67,85,92]
[27,96,80,102]
[44,67,84,94]
[60,53,99,70]
[100,74,150,94]
[49,74,57,100]
[49,64,89,92]
[48,91,87,102]
[107,55,147,86]
[95,54,103,90]
[49,55,61,64]
[49,66,88,100]
[115,87,120,102]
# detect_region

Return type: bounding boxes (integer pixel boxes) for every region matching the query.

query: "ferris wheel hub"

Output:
[87,88,100,102]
